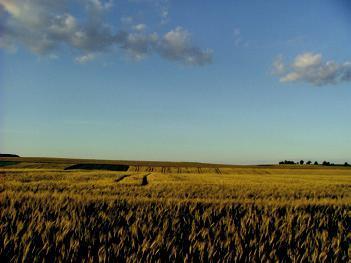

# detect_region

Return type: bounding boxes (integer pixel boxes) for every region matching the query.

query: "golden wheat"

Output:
[1,162,351,261]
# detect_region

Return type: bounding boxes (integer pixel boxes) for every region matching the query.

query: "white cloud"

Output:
[89,0,113,12]
[160,8,169,24]
[157,27,213,65]
[118,31,158,61]
[293,52,321,69]
[163,27,190,50]
[155,0,170,24]
[271,55,285,75]
[273,52,351,86]
[280,72,300,82]
[0,0,213,66]
[133,24,147,32]
[0,0,115,55]
[75,53,96,64]
[115,27,212,65]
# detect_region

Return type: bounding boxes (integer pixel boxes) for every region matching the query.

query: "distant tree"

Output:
[314,161,319,165]
[322,161,331,166]
[300,160,305,165]
[345,162,350,167]
[279,160,296,165]
[306,161,312,165]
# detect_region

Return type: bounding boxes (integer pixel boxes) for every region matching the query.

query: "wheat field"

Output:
[1,159,351,261]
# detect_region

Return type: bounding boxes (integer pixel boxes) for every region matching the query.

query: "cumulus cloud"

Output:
[157,27,213,65]
[0,0,212,66]
[0,0,115,55]
[117,31,159,61]
[273,52,351,86]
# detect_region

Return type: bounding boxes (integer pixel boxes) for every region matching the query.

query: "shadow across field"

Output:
[114,174,131,182]
[64,163,129,171]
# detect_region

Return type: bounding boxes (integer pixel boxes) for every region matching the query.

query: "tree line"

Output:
[279,160,350,166]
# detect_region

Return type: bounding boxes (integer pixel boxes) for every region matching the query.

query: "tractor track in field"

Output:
[141,173,151,186]
[129,166,225,174]
[114,174,132,183]
[115,173,151,186]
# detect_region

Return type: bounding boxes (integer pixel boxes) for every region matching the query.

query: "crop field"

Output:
[1,158,351,262]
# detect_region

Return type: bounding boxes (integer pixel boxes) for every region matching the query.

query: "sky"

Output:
[0,0,350,164]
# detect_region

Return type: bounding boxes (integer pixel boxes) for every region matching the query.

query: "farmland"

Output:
[1,157,351,261]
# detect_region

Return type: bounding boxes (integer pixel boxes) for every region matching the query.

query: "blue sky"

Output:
[1,0,350,164]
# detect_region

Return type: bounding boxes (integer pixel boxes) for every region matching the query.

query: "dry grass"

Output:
[1,159,351,261]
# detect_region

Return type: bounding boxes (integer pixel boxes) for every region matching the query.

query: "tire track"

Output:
[215,168,222,175]
[114,174,132,183]
[141,173,151,186]
[146,167,154,172]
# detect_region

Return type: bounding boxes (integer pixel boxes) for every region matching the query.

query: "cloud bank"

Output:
[0,0,212,66]
[273,52,351,86]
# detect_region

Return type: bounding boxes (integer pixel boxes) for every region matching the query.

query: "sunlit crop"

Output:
[1,162,351,261]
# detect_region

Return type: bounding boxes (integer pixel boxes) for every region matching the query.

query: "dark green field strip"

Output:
[0,161,20,167]
[0,154,20,157]
[64,163,129,171]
